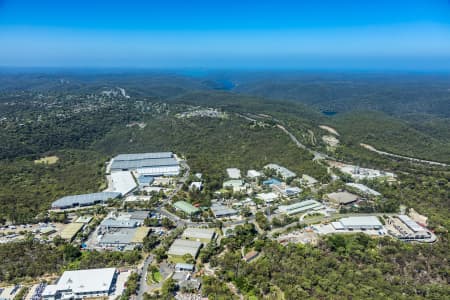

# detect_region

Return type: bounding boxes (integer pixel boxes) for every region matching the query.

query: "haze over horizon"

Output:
[1,0,450,70]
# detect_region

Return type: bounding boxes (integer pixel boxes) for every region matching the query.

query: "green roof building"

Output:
[173,201,200,215]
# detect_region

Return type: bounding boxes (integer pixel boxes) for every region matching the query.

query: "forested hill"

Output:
[230,72,450,118]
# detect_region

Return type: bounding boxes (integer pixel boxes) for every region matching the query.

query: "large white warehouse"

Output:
[42,268,118,300]
[332,216,383,230]
[110,152,179,176]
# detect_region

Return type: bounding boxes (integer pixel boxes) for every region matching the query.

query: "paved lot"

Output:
[110,270,132,300]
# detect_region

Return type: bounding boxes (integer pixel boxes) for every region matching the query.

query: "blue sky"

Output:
[1,0,450,70]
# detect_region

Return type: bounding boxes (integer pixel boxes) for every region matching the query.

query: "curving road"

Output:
[360,143,449,167]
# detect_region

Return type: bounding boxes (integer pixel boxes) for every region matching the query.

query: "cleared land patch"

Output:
[34,156,59,165]
[319,125,339,136]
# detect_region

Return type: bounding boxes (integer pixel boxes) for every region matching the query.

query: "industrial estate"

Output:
[0,148,437,300]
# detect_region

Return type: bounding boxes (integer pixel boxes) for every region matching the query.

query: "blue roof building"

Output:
[263,178,282,186]
[138,175,154,186]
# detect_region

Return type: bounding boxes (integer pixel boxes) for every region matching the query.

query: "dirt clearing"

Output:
[319,125,339,136]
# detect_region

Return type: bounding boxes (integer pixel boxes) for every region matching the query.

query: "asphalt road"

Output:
[137,255,153,300]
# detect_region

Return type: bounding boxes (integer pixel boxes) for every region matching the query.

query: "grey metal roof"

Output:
[100,218,138,228]
[52,192,121,208]
[128,210,150,220]
[398,215,424,232]
[339,216,382,228]
[168,239,202,257]
[99,228,136,245]
[114,152,173,161]
[175,263,195,271]
[210,204,237,217]
[182,228,216,240]
[111,157,179,170]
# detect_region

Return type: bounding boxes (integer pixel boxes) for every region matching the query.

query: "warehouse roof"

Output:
[331,221,345,230]
[52,192,121,208]
[168,239,202,257]
[247,170,262,178]
[226,168,241,179]
[257,192,279,203]
[55,268,116,294]
[131,227,151,243]
[210,204,238,218]
[136,166,180,176]
[114,152,173,161]
[278,199,323,215]
[284,186,302,196]
[182,227,216,241]
[75,216,92,223]
[60,223,84,240]
[100,218,138,228]
[398,215,424,232]
[346,183,381,197]
[110,171,137,195]
[42,284,58,297]
[223,179,244,188]
[99,228,136,245]
[127,210,150,220]
[173,201,200,214]
[326,191,359,204]
[111,157,179,170]
[301,174,318,185]
[175,263,195,272]
[138,175,154,183]
[339,216,382,227]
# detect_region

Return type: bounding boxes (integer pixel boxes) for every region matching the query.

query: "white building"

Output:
[189,181,203,190]
[109,171,137,195]
[256,192,279,203]
[332,216,383,230]
[136,165,180,177]
[42,268,118,300]
[226,168,241,179]
[247,170,262,178]
[223,180,246,193]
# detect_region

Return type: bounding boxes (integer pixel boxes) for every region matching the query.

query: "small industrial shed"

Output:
[175,263,195,272]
